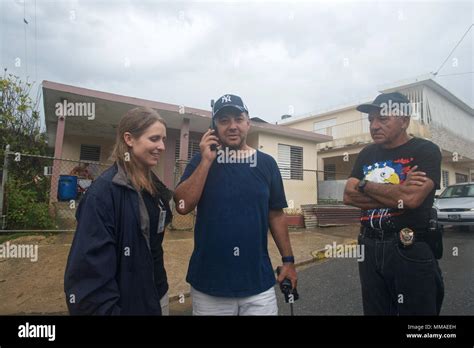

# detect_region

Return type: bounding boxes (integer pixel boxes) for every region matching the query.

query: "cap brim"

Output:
[213,105,247,118]
[356,103,382,114]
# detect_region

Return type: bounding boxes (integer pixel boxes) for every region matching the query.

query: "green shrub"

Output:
[5,179,55,229]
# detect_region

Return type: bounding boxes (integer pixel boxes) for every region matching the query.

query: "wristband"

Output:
[282,256,295,263]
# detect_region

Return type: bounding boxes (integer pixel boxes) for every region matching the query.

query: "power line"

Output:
[437,72,473,77]
[0,1,4,69]
[34,0,38,83]
[433,24,473,76]
[23,0,29,78]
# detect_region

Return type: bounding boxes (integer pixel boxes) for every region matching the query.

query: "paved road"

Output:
[276,226,474,315]
[171,226,474,315]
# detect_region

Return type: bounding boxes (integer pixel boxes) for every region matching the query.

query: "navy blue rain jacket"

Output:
[64,162,173,315]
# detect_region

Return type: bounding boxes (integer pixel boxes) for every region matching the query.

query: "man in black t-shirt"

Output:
[343,92,444,315]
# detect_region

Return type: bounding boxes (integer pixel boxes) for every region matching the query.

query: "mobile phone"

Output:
[210,99,217,151]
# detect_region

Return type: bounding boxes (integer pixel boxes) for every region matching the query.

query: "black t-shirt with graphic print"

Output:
[349,137,441,232]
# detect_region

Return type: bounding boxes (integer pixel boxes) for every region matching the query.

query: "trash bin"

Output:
[58,175,78,201]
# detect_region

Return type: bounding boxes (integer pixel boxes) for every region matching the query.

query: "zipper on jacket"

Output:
[136,192,165,310]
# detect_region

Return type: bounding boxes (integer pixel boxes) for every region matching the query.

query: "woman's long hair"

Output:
[111,106,166,194]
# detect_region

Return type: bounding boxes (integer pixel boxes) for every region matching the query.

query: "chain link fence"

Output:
[169,164,354,229]
[0,146,355,232]
[169,159,195,230]
[0,147,197,232]
[0,146,110,232]
[315,168,352,205]
[285,168,354,228]
[281,168,351,207]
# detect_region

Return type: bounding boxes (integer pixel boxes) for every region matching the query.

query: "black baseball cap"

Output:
[212,94,249,118]
[357,92,411,116]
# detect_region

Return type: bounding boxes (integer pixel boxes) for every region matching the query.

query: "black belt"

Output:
[360,227,426,241]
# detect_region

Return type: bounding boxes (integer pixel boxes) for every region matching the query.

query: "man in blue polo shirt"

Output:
[174,94,297,315]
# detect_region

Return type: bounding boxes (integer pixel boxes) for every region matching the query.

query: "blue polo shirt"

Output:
[178,150,287,297]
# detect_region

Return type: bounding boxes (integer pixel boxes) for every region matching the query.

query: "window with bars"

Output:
[80,144,101,162]
[442,170,449,188]
[324,163,336,181]
[455,173,468,184]
[277,144,303,180]
[175,139,200,161]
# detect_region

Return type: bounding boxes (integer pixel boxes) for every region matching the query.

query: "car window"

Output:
[441,184,474,198]
[468,185,474,197]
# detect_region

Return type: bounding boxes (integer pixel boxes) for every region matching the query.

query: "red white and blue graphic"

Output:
[361,158,414,229]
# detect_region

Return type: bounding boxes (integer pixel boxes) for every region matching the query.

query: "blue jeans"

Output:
[358,231,444,315]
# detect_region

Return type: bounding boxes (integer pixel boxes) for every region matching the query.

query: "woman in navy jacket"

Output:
[64,107,173,315]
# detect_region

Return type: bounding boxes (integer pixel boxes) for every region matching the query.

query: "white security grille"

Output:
[278,144,303,180]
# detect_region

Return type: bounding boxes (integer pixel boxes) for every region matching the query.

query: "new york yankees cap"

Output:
[212,94,249,118]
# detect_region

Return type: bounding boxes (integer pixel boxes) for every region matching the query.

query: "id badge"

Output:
[157,209,166,234]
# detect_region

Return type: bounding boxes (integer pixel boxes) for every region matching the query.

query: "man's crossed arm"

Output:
[343,178,387,210]
[344,166,434,210]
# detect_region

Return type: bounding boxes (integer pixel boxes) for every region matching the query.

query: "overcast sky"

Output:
[1,0,472,124]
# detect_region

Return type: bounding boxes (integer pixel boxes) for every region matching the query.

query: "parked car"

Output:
[434,182,474,231]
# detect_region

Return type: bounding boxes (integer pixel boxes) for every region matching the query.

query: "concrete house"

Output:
[42,81,332,216]
[280,75,474,201]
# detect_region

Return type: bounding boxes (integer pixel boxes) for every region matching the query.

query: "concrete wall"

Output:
[423,86,474,158]
[257,132,318,208]
[317,145,364,178]
[321,155,357,180]
[62,134,115,164]
[318,180,347,201]
[440,160,471,190]
[61,130,178,188]
[162,128,180,188]
[61,134,115,179]
[429,122,474,162]
[285,108,362,133]
[247,132,259,149]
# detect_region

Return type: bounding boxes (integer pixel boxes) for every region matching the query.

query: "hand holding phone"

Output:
[200,129,219,163]
[210,119,218,151]
[210,99,218,152]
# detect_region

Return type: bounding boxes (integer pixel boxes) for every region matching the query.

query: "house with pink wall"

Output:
[42,81,332,212]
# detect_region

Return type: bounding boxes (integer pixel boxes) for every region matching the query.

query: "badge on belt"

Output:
[399,227,414,246]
